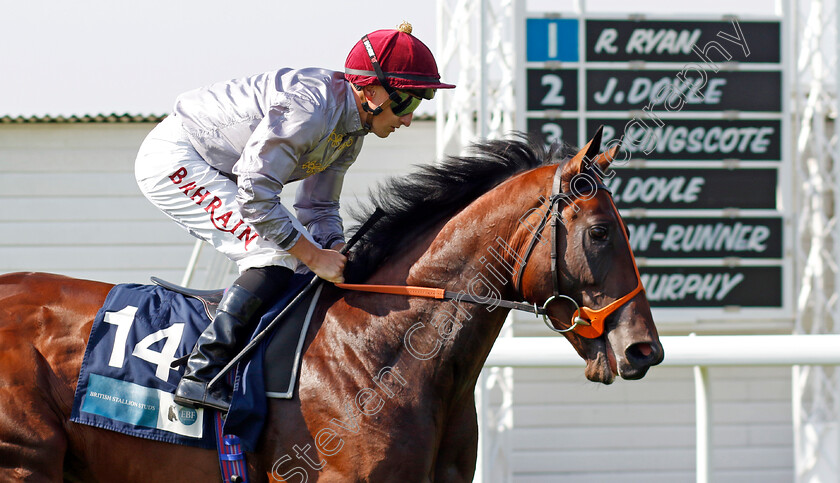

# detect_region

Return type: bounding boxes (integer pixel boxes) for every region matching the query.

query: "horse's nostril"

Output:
[626,342,660,366]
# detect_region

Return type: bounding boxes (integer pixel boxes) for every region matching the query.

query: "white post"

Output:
[180,239,203,287]
[478,0,488,139]
[475,370,488,483]
[513,0,526,133]
[435,0,453,159]
[694,365,712,483]
[791,0,840,479]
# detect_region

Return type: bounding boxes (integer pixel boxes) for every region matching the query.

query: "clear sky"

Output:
[0,0,778,117]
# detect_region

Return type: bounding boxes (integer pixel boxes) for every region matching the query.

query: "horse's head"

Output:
[517,129,663,384]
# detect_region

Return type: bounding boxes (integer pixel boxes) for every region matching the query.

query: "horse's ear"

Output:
[564,125,605,178]
[592,144,620,173]
[584,125,603,161]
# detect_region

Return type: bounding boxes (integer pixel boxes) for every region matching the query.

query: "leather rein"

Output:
[336,164,645,339]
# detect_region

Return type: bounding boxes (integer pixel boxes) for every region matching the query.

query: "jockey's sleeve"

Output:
[294,148,359,249]
[233,96,326,250]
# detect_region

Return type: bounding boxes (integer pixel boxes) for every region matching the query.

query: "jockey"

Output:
[135,22,454,412]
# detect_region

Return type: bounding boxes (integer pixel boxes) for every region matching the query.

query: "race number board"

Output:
[522,15,790,322]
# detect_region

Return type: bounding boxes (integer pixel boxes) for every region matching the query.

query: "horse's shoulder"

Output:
[0,272,111,333]
[0,272,97,389]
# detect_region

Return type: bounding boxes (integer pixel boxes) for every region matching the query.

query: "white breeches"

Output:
[134,115,314,273]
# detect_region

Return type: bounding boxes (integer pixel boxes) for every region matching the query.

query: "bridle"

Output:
[335,145,646,340]
[512,163,644,339]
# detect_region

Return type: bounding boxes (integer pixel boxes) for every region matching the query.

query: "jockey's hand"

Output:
[288,236,347,283]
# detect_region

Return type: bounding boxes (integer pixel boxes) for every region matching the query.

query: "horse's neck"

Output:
[382,179,541,401]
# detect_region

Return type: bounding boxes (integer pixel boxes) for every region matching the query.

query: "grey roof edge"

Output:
[0,113,168,124]
[0,112,436,124]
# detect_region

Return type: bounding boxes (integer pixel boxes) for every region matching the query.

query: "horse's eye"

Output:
[589,225,608,240]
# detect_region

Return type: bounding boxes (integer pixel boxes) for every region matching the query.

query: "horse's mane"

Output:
[345,136,578,282]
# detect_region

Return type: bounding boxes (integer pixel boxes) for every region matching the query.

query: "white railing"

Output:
[481,335,840,483]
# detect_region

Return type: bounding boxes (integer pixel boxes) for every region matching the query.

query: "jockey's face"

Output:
[360,85,414,139]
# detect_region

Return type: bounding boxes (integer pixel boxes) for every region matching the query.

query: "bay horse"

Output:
[0,133,663,482]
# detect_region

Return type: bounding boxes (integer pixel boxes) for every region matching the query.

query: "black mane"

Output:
[345,136,578,282]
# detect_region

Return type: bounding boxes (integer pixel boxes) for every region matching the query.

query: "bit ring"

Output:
[541,295,588,333]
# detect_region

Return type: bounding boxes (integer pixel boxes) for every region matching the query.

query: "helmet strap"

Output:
[363,110,375,131]
[355,35,409,131]
[361,100,383,116]
[361,35,405,104]
[356,85,382,131]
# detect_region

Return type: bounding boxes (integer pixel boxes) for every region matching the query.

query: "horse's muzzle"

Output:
[620,340,664,380]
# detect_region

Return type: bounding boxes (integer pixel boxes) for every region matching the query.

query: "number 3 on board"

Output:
[541,123,564,146]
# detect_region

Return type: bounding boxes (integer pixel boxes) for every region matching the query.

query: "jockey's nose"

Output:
[399,112,413,127]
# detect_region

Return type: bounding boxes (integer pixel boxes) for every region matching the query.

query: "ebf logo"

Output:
[178,407,198,426]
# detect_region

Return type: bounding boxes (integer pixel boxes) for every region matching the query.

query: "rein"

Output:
[333,283,548,316]
[337,163,646,340]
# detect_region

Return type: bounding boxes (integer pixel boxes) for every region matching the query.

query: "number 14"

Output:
[103,306,185,382]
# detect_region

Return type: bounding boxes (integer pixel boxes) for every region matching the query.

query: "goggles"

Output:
[390,89,434,116]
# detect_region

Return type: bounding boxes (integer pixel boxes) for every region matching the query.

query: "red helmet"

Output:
[344,23,455,98]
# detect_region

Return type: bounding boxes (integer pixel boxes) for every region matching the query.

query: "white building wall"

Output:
[0,119,795,480]
[0,120,437,287]
[509,365,793,482]
[0,122,187,284]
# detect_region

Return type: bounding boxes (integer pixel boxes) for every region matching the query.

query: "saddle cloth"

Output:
[70,274,321,450]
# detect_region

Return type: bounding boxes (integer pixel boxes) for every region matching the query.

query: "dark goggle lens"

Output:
[390,91,423,116]
[410,88,435,100]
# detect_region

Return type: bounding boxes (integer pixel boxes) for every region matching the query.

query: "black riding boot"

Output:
[173,284,263,412]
